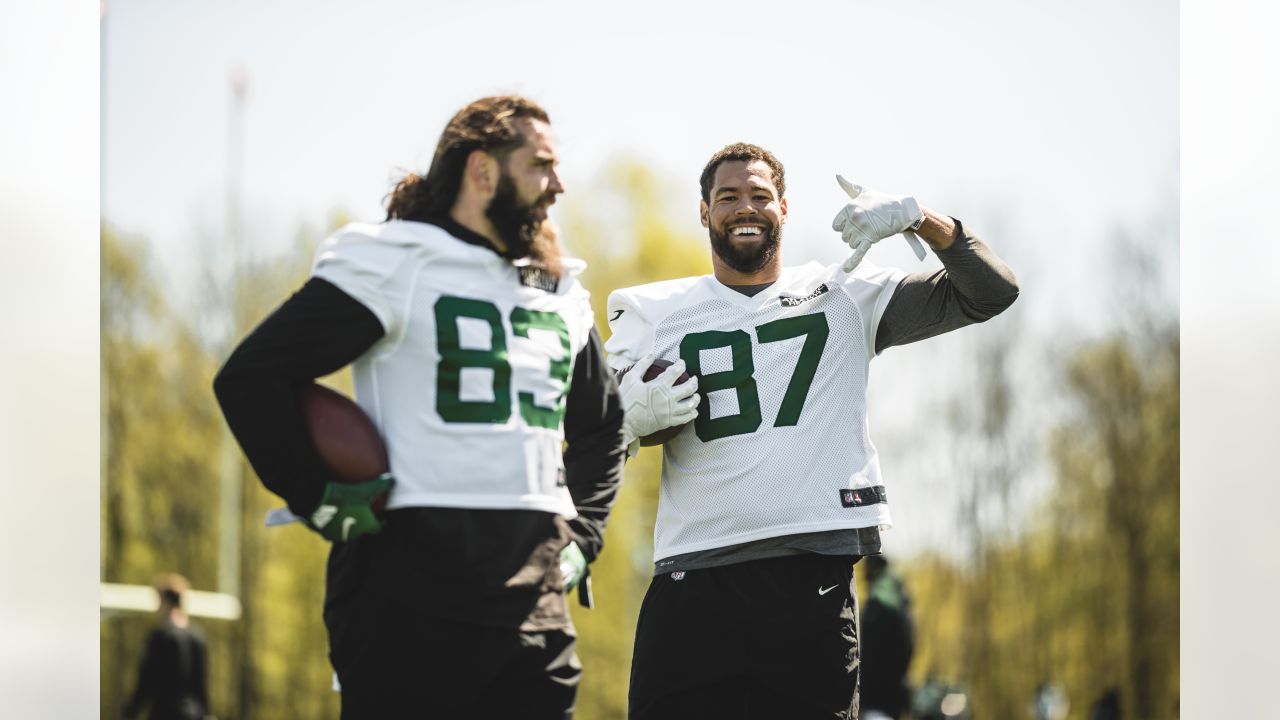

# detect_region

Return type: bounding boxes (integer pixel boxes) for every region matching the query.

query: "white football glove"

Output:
[831,175,927,272]
[618,355,700,452]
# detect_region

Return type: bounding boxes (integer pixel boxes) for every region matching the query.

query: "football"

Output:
[619,358,695,446]
[301,383,391,515]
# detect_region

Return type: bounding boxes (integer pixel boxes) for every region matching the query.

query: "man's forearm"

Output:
[915,207,958,251]
[874,220,1019,352]
[213,278,385,514]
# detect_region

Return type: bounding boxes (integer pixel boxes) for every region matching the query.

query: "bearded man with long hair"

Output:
[215,96,691,718]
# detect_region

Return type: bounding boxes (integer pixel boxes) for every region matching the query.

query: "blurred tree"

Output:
[925,316,1043,719]
[102,226,225,715]
[560,156,710,718]
[102,220,344,719]
[207,220,346,719]
[1050,325,1179,719]
[899,316,1177,718]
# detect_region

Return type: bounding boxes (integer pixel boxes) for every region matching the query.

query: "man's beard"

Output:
[486,173,555,262]
[709,220,781,275]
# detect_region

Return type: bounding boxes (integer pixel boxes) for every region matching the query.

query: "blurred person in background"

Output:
[1089,687,1121,720]
[606,142,1018,719]
[123,573,210,720]
[860,555,915,720]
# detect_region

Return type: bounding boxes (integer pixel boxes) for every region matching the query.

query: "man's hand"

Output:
[831,175,927,272]
[560,542,587,592]
[306,473,394,542]
[618,355,700,448]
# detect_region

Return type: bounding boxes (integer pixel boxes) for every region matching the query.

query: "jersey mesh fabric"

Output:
[647,281,892,560]
[313,221,594,517]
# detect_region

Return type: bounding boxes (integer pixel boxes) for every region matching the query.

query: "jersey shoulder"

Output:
[844,260,906,289]
[546,260,595,342]
[834,260,908,359]
[314,220,467,269]
[608,275,710,316]
[604,275,709,368]
[815,259,907,306]
[312,221,464,332]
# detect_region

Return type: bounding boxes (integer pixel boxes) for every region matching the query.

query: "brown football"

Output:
[301,383,391,516]
[619,358,695,446]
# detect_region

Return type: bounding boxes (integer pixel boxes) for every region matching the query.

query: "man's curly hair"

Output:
[699,142,786,202]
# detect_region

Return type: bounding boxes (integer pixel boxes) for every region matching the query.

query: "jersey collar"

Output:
[706,268,795,310]
[427,217,504,256]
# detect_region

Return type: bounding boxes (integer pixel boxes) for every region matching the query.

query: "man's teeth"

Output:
[731,226,762,236]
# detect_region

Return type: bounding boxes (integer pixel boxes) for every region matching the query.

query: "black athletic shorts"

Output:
[324,509,582,719]
[334,618,580,719]
[629,553,860,720]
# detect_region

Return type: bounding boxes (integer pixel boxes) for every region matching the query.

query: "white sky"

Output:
[103,0,1178,328]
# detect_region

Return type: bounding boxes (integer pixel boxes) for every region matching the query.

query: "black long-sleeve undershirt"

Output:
[875,219,1020,353]
[213,274,626,561]
[213,278,383,516]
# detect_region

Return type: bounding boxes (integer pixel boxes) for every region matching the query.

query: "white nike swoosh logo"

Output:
[818,585,838,596]
[341,517,357,541]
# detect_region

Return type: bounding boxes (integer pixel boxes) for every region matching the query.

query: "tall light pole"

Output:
[228,66,248,269]
[217,66,249,599]
[99,0,109,589]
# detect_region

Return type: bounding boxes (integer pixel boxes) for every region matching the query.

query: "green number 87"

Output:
[679,312,829,442]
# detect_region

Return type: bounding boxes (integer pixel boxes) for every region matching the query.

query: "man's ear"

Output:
[467,150,498,195]
[779,196,788,225]
[699,199,710,228]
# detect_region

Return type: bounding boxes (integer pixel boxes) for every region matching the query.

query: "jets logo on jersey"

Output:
[779,283,830,307]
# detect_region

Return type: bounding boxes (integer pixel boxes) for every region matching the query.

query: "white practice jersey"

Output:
[312,220,595,517]
[605,261,906,560]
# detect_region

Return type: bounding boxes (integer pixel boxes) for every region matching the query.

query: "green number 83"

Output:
[434,296,571,429]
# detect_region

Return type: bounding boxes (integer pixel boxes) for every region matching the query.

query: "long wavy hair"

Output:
[385,96,562,274]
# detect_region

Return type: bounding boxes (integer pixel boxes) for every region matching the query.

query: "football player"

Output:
[606,143,1019,719]
[213,96,693,719]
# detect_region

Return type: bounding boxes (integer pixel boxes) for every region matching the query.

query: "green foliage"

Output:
[101,222,341,719]
[899,326,1179,720]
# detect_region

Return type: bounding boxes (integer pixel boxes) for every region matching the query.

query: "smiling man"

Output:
[214,96,635,719]
[605,142,1020,718]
